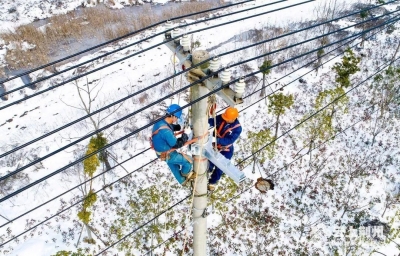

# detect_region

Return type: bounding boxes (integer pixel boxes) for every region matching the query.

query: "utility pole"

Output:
[191,50,209,256]
[163,22,246,255]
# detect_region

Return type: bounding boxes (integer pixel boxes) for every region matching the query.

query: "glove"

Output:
[173,138,185,149]
[171,124,181,131]
[172,133,189,149]
[181,133,189,143]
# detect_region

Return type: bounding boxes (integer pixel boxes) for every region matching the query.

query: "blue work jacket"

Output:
[151,119,177,153]
[208,115,242,147]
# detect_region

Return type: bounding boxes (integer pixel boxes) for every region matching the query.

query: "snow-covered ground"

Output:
[1,0,400,255]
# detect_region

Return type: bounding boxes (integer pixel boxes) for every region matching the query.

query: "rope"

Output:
[180,117,210,256]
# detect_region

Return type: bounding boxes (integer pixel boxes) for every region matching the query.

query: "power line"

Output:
[0,156,158,247]
[0,0,255,84]
[0,0,302,99]
[59,37,400,256]
[0,148,152,229]
[0,15,384,230]
[1,27,397,250]
[0,20,380,228]
[142,228,186,256]
[94,195,190,256]
[239,57,400,165]
[224,104,379,205]
[1,3,391,159]
[1,13,397,203]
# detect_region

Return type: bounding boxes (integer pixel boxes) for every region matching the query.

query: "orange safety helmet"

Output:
[222,107,239,122]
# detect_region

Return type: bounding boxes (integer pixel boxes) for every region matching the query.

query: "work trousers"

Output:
[165,151,193,184]
[208,146,234,184]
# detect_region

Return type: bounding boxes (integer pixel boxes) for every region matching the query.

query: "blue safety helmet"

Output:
[166,104,182,118]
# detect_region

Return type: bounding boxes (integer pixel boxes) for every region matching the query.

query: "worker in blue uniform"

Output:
[208,107,242,191]
[151,104,195,186]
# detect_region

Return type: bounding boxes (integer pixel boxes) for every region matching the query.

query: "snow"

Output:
[1,0,400,255]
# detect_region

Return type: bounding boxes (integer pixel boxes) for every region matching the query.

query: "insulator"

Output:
[172,28,182,44]
[220,68,231,85]
[209,57,220,73]
[234,77,245,99]
[164,20,173,39]
[180,34,190,53]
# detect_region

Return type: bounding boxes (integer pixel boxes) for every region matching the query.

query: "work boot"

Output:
[182,171,195,186]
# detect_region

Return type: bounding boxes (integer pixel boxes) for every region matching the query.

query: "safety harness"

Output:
[150,125,200,163]
[150,125,177,161]
[215,121,241,152]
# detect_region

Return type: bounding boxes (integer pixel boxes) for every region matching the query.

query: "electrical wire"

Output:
[1,13,397,203]
[238,57,400,165]
[2,2,391,159]
[1,24,397,250]
[0,0,255,84]
[0,13,385,231]
[142,228,186,256]
[66,34,400,256]
[0,0,301,99]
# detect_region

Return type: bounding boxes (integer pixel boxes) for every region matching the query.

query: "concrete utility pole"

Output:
[191,50,210,256]
[164,24,245,255]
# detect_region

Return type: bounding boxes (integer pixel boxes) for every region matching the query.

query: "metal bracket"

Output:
[204,79,243,106]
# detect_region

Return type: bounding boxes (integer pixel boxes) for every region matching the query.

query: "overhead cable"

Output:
[1,3,395,160]
[1,29,397,249]
[0,18,383,230]
[0,0,255,84]
[0,0,297,98]
[0,13,397,202]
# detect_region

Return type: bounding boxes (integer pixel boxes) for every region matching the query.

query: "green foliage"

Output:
[376,0,385,3]
[77,210,91,224]
[268,92,294,117]
[247,129,276,163]
[259,59,272,75]
[332,48,361,88]
[193,40,201,48]
[371,65,400,115]
[317,49,324,58]
[83,138,100,177]
[51,249,90,256]
[109,184,177,254]
[83,190,97,209]
[315,87,347,110]
[77,190,97,224]
[360,10,368,19]
[91,133,108,162]
[210,176,249,212]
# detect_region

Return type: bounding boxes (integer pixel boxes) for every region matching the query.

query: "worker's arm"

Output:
[172,133,188,149]
[163,130,178,148]
[217,124,242,145]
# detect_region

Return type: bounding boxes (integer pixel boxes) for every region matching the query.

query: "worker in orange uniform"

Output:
[207,107,242,191]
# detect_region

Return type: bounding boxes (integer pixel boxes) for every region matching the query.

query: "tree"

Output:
[77,137,100,244]
[332,48,361,89]
[259,59,272,98]
[267,92,294,139]
[245,129,275,174]
[368,66,400,145]
[360,9,369,47]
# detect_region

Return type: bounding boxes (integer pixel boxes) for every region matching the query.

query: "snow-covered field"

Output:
[1,0,400,255]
